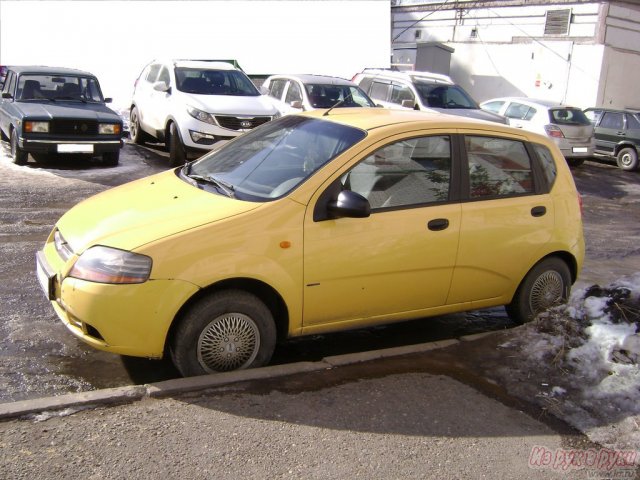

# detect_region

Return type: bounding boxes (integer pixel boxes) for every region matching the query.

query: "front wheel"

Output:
[168,123,186,167]
[616,147,638,171]
[170,290,277,377]
[506,258,571,324]
[102,151,120,166]
[10,130,28,165]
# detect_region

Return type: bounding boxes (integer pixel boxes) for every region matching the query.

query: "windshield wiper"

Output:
[186,173,235,198]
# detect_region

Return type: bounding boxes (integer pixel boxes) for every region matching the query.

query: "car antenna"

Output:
[323,90,353,117]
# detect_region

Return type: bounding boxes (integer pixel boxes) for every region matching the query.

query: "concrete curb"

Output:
[0,334,487,421]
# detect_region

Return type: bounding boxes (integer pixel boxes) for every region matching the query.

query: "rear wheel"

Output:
[566,158,585,167]
[129,107,149,145]
[10,130,28,165]
[168,122,186,167]
[616,147,638,171]
[170,290,277,377]
[506,258,571,324]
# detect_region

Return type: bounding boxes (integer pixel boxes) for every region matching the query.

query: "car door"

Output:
[146,65,172,132]
[595,112,625,155]
[447,133,555,307]
[0,70,16,137]
[133,63,162,135]
[302,133,461,329]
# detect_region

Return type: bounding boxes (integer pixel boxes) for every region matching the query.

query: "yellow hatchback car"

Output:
[36,109,584,377]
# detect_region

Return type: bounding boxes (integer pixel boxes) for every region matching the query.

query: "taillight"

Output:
[544,125,565,138]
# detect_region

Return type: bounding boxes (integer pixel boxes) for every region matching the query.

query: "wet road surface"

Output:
[0,142,637,402]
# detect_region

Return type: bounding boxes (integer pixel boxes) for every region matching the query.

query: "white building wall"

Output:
[392,2,612,108]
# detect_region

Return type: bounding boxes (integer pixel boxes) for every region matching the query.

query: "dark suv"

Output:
[0,66,123,166]
[584,108,640,171]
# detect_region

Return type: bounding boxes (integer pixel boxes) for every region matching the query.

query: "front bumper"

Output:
[36,244,198,359]
[20,137,123,155]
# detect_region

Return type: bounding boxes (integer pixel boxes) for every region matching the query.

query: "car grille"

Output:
[215,115,272,131]
[51,119,98,135]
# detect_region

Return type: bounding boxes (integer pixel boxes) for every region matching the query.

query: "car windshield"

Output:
[549,108,591,126]
[304,84,376,109]
[185,115,366,201]
[17,74,104,102]
[175,68,260,96]
[414,81,479,109]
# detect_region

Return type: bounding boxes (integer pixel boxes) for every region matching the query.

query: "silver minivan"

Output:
[480,97,594,166]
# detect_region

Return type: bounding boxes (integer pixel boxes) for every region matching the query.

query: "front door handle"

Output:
[428,218,449,231]
[531,206,546,217]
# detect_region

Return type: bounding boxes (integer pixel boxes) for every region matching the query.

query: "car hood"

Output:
[182,93,279,116]
[57,169,261,254]
[15,101,122,121]
[433,107,508,124]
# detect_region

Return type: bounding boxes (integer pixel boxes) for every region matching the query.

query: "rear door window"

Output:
[482,101,505,114]
[465,136,534,199]
[145,64,161,83]
[284,81,302,104]
[599,112,624,130]
[268,79,287,100]
[369,81,391,102]
[390,83,415,106]
[504,102,535,121]
[626,114,640,130]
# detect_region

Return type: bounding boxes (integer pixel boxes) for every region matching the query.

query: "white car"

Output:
[261,74,376,115]
[130,60,279,166]
[352,68,507,124]
[480,97,594,166]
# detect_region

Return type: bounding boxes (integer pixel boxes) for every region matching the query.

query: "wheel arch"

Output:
[614,142,637,156]
[165,277,290,355]
[513,251,578,299]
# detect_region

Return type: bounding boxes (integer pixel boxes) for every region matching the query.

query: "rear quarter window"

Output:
[532,144,557,190]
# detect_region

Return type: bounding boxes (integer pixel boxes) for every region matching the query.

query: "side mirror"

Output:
[153,81,170,93]
[1,92,13,99]
[290,100,303,110]
[104,97,112,103]
[401,99,415,109]
[327,190,371,219]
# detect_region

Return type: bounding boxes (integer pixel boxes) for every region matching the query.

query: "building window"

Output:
[544,9,571,35]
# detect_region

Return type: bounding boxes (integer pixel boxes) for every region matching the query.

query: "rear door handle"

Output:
[531,206,546,217]
[428,218,449,231]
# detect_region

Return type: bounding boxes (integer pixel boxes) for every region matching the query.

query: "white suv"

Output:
[352,69,507,124]
[130,60,279,166]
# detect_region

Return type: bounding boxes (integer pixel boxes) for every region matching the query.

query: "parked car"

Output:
[480,97,594,166]
[352,68,507,124]
[261,74,377,115]
[583,107,640,171]
[130,59,280,166]
[36,109,584,377]
[0,66,123,166]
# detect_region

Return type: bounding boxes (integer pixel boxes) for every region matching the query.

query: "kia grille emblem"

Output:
[240,120,252,128]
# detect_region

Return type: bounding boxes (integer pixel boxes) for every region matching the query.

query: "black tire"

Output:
[10,129,28,165]
[566,158,585,167]
[505,258,571,324]
[102,151,120,166]
[170,290,277,377]
[168,122,186,167]
[129,107,148,145]
[616,147,638,171]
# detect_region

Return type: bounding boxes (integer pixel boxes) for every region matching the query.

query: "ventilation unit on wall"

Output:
[544,8,572,35]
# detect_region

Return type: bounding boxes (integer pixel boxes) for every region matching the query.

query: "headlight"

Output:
[68,246,152,284]
[187,106,217,125]
[24,121,49,133]
[98,123,121,135]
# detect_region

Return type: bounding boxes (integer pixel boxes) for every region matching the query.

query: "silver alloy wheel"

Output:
[620,151,633,168]
[529,270,564,313]
[197,313,260,373]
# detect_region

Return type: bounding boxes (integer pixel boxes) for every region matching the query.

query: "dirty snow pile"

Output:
[498,273,640,453]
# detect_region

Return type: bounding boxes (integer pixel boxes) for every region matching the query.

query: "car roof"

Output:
[7,65,97,77]
[358,68,453,85]
[300,107,530,134]
[168,60,237,71]
[267,74,358,86]
[585,107,640,114]
[482,97,579,109]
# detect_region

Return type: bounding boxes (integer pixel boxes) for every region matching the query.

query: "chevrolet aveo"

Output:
[36,109,584,377]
